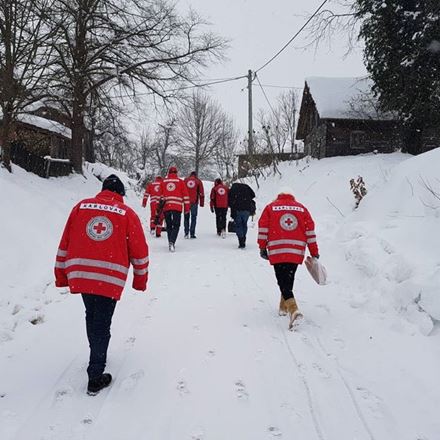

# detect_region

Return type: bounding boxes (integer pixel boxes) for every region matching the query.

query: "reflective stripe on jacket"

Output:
[55,190,149,300]
[257,193,319,265]
[161,173,190,213]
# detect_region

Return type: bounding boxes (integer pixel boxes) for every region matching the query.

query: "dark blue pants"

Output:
[165,210,182,244]
[82,294,117,380]
[274,263,298,300]
[215,207,227,233]
[184,203,198,237]
[235,210,250,239]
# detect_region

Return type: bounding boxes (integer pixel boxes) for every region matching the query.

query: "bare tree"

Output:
[257,89,298,154]
[304,0,359,53]
[0,0,54,172]
[176,90,223,176]
[214,114,239,180]
[47,0,226,173]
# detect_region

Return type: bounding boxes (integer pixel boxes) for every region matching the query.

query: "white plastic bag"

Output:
[305,256,327,285]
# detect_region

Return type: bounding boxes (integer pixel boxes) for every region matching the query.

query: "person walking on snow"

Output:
[160,166,190,252]
[142,176,164,236]
[184,171,205,239]
[210,178,229,237]
[258,187,319,329]
[228,182,256,249]
[54,175,149,394]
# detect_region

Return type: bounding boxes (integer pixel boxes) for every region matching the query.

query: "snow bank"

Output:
[251,150,440,335]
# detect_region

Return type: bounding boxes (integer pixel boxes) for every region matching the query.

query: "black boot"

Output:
[238,236,245,249]
[87,373,112,395]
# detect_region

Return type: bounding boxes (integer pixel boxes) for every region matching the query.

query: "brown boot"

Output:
[284,298,302,330]
[279,296,288,316]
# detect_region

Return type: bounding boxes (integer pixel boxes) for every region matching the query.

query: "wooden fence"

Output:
[11,143,72,178]
[237,152,306,178]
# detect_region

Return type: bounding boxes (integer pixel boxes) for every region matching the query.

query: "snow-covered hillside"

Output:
[1,152,439,440]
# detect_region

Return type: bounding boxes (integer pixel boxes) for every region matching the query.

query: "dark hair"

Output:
[102,174,125,196]
[215,178,222,185]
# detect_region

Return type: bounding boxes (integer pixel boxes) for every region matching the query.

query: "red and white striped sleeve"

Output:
[127,210,149,291]
[257,205,270,249]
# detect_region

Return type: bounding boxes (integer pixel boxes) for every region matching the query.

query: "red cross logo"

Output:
[93,222,107,235]
[280,214,297,231]
[87,216,113,241]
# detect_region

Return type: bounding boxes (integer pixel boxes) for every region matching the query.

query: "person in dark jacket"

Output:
[228,182,256,248]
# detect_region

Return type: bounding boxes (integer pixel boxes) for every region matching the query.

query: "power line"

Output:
[255,0,330,73]
[255,73,277,118]
[109,74,248,99]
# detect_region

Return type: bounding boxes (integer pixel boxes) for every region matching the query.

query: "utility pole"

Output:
[247,69,254,155]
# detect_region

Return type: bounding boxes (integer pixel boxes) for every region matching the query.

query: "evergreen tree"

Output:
[356,0,440,154]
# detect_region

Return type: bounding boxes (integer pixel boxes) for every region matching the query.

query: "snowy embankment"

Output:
[1,152,440,440]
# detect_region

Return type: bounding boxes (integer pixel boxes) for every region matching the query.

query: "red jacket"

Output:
[161,172,190,213]
[142,178,162,207]
[258,194,319,265]
[210,183,229,209]
[184,175,205,206]
[55,190,149,300]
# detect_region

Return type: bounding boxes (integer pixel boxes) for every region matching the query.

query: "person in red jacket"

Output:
[257,187,319,329]
[210,178,229,237]
[55,175,149,394]
[142,176,163,236]
[160,166,190,252]
[184,171,205,239]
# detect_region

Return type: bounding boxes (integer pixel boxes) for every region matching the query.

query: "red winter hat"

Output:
[168,166,178,174]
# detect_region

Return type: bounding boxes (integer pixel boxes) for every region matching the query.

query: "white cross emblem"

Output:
[218,188,225,195]
[280,213,298,231]
[86,216,113,241]
[187,180,196,188]
[167,182,176,192]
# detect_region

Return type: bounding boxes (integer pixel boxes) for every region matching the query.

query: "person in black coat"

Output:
[228,182,256,248]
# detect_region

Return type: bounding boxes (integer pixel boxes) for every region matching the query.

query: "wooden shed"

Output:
[296,77,402,158]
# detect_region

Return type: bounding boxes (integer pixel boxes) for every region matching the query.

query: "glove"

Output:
[210,206,214,213]
[313,254,320,259]
[260,248,269,260]
[132,276,147,292]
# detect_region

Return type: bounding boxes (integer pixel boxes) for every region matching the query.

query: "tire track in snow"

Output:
[228,251,325,440]
[242,255,376,440]
[238,257,326,440]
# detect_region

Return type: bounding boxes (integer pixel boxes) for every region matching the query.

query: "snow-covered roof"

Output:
[1,110,72,139]
[305,77,394,120]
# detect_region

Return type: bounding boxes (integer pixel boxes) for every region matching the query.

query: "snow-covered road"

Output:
[2,155,440,439]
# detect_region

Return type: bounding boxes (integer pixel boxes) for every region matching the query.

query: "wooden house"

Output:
[296,77,403,158]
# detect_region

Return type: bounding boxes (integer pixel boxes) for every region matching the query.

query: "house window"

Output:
[350,131,366,149]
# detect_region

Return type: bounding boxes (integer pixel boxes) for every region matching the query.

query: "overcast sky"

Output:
[179,0,367,134]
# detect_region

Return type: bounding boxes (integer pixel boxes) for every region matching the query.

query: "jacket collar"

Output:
[97,190,124,203]
[277,193,295,201]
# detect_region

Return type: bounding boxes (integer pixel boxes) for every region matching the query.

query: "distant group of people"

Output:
[54,169,319,395]
[141,166,257,250]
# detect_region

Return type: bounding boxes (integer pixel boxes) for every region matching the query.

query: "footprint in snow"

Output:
[312,363,331,379]
[191,428,205,439]
[235,380,249,400]
[207,349,216,358]
[120,370,145,392]
[82,418,93,425]
[125,336,136,349]
[177,380,189,396]
[54,387,73,402]
[356,386,384,417]
[29,314,45,325]
[268,426,282,437]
